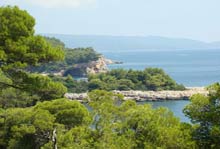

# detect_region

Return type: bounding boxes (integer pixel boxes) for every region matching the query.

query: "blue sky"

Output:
[1,0,220,42]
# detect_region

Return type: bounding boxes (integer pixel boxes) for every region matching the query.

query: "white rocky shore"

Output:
[64,87,208,102]
[86,56,123,74]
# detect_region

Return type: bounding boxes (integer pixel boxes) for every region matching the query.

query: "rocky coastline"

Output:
[64,87,208,102]
[86,56,123,74]
[86,56,109,74]
[40,56,120,77]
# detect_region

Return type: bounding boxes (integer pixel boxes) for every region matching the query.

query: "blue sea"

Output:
[102,49,220,87]
[50,34,220,122]
[101,49,220,122]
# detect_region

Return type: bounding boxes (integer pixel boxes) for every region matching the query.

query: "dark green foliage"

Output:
[0,6,64,70]
[30,39,100,75]
[88,68,185,91]
[0,69,67,101]
[65,47,100,65]
[88,79,106,90]
[184,83,220,148]
[50,75,88,93]
[35,99,91,128]
[0,90,195,149]
[0,71,67,108]
[50,68,185,93]
[0,6,34,44]
[0,6,67,108]
[44,37,65,49]
[63,67,87,77]
[0,99,91,149]
[40,91,196,148]
[0,88,39,109]
[82,90,195,149]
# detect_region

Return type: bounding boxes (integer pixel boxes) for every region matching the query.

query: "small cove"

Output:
[101,49,220,121]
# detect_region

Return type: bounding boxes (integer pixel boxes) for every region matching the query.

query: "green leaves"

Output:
[85,91,195,149]
[2,35,64,69]
[65,47,100,65]
[1,70,67,101]
[35,99,91,128]
[0,6,35,42]
[0,6,66,106]
[184,94,209,123]
[0,99,91,148]
[88,68,185,91]
[0,6,65,78]
[184,83,220,148]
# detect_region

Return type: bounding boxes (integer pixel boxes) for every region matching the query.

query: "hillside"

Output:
[29,37,104,77]
[43,34,220,51]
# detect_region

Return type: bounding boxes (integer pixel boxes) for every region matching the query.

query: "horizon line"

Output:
[38,32,219,43]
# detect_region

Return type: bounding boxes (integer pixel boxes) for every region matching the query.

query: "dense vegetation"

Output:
[0,6,67,105]
[1,85,220,148]
[0,6,220,149]
[44,37,65,49]
[50,75,88,93]
[29,37,100,75]
[0,90,196,149]
[88,68,185,91]
[184,83,220,148]
[48,68,185,93]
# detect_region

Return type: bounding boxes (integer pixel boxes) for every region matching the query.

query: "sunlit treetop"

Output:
[0,6,64,69]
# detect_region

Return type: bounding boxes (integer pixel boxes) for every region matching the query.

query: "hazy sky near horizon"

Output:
[1,0,220,42]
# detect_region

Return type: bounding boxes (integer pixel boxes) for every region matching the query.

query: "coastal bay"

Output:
[64,87,208,122]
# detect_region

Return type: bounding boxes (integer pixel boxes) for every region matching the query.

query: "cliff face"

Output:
[86,56,109,74]
[48,54,120,77]
[63,56,110,77]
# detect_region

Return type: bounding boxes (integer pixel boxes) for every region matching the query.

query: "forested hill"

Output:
[43,34,220,51]
[29,37,101,75]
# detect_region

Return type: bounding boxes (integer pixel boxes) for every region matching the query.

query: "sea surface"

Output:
[102,49,220,87]
[100,49,220,122]
[138,100,190,122]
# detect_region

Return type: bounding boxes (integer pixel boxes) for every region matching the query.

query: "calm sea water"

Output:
[103,49,220,87]
[138,100,190,122]
[101,49,220,122]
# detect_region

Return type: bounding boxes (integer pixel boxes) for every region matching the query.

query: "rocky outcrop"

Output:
[86,56,123,74]
[64,87,208,102]
[86,56,109,74]
[53,70,65,76]
[62,56,109,77]
[64,93,88,103]
[41,70,65,77]
[42,56,121,77]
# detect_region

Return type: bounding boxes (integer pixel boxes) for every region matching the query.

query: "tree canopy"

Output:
[184,83,220,148]
[0,91,196,148]
[0,99,91,148]
[88,68,185,91]
[0,6,64,70]
[0,6,66,103]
